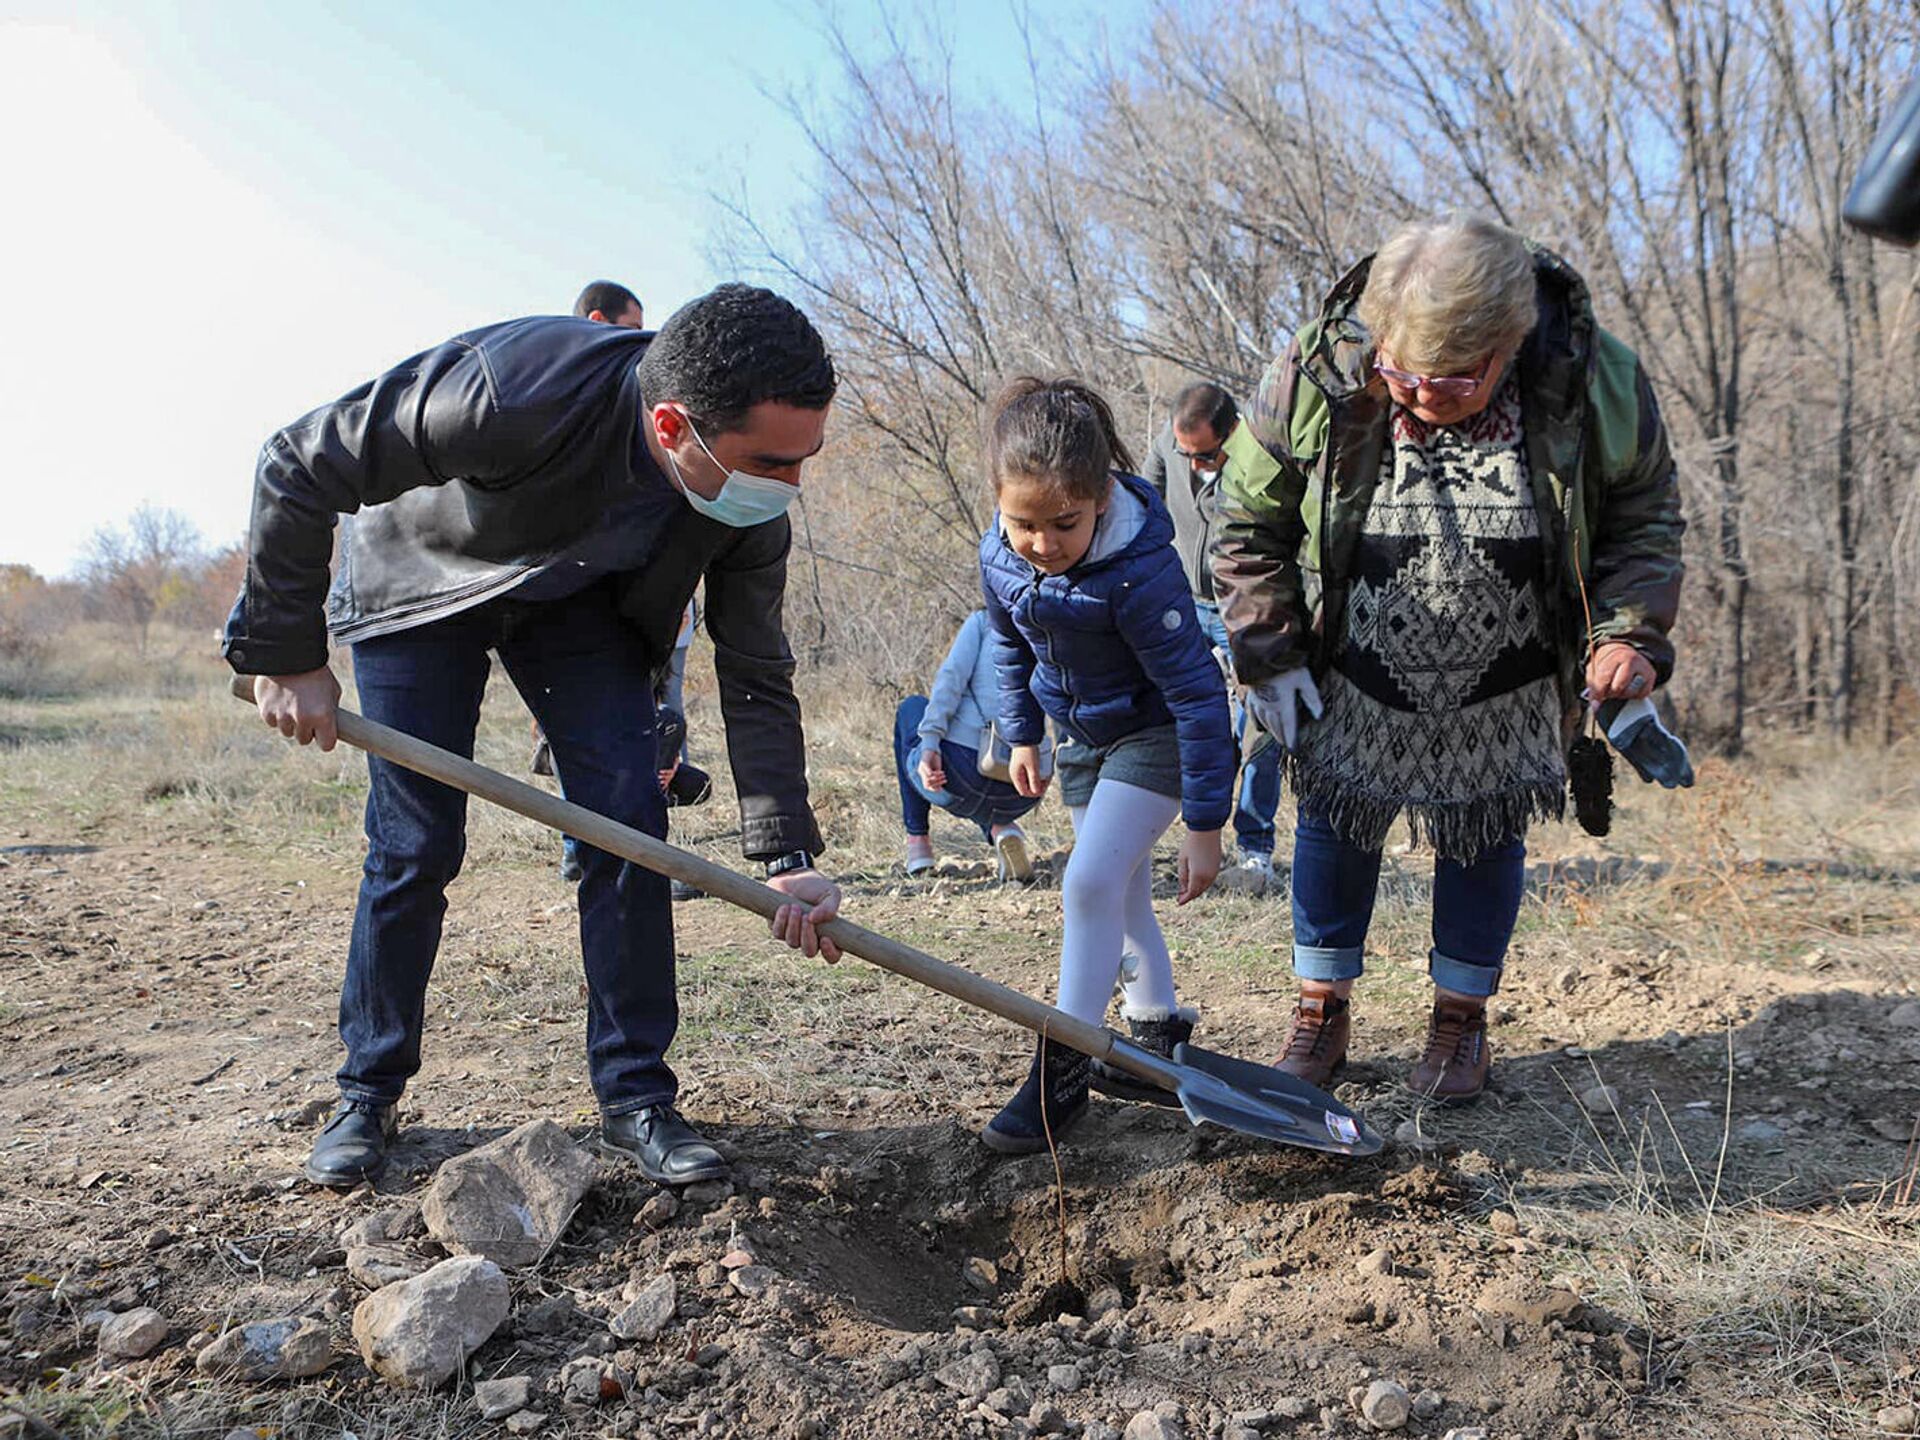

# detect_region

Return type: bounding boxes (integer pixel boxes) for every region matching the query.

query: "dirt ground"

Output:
[4,660,1920,1439]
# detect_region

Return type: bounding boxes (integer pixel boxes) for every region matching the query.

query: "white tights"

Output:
[1054,778,1183,1026]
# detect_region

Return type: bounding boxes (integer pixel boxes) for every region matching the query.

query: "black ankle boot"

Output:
[1090,1008,1194,1108]
[599,1105,729,1185]
[305,1100,397,1187]
[982,1036,1090,1155]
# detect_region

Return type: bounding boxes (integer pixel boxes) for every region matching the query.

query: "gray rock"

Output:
[473,1375,532,1419]
[97,1307,168,1359]
[421,1120,597,1269]
[934,1350,1002,1400]
[1889,1002,1920,1029]
[1877,1405,1918,1434]
[1356,1247,1394,1277]
[195,1315,332,1380]
[1411,1389,1443,1420]
[1047,1363,1082,1394]
[1124,1414,1184,1440]
[340,1202,423,1249]
[1272,1397,1314,1420]
[1030,1402,1068,1434]
[610,1274,677,1341]
[559,1357,608,1406]
[963,1256,1000,1291]
[681,1179,733,1206]
[1085,1428,1124,1440]
[1441,1430,1489,1440]
[1086,1285,1124,1320]
[1360,1380,1410,1429]
[1226,1430,1262,1440]
[346,1243,429,1290]
[1579,1084,1621,1115]
[503,1411,546,1434]
[351,1254,511,1389]
[727,1265,776,1299]
[634,1191,680,1229]
[1737,1118,1786,1144]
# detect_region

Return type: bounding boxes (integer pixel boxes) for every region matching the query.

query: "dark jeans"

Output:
[342,581,675,1115]
[1194,602,1281,856]
[1289,807,1526,999]
[893,696,1041,839]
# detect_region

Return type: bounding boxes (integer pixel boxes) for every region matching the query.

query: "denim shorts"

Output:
[1056,723,1182,808]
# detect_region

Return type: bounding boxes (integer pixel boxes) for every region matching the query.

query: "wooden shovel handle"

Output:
[230,675,1126,1068]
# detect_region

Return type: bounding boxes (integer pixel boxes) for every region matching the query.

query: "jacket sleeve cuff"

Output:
[740,811,826,863]
[222,631,329,677]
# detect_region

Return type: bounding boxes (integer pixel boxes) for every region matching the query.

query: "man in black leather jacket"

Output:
[225,284,844,1188]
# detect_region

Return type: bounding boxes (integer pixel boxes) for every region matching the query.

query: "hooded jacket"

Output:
[1211,247,1685,735]
[979,472,1234,832]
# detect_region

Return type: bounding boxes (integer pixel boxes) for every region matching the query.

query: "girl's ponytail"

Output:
[985,376,1134,502]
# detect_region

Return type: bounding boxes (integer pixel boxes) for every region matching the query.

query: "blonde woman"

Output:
[1211,215,1684,1103]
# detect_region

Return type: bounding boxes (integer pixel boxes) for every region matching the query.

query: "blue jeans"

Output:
[1195,602,1280,856]
[893,696,1041,839]
[1289,807,1526,999]
[344,581,675,1115]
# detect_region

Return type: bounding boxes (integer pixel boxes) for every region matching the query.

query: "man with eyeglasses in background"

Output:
[1143,381,1283,889]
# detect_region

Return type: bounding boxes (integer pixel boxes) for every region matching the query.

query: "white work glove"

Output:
[1245,669,1323,751]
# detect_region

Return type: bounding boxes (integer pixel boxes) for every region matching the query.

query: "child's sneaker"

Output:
[903,836,935,876]
[1090,1005,1194,1109]
[992,823,1033,882]
[982,1036,1090,1154]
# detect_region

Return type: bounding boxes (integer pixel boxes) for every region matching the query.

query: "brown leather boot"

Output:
[1409,997,1491,1104]
[1276,992,1350,1088]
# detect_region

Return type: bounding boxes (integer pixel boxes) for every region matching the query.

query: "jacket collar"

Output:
[1298,244,1598,407]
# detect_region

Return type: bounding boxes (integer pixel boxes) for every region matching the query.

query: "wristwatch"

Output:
[764,849,815,879]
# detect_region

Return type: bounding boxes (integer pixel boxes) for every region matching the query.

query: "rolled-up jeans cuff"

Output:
[339,1084,402,1108]
[600,1089,679,1119]
[1428,948,1502,999]
[1292,943,1364,984]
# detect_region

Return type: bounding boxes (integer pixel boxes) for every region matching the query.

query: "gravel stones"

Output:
[610,1273,678,1341]
[420,1120,597,1269]
[1358,1379,1410,1429]
[195,1315,332,1380]
[1579,1083,1621,1115]
[96,1307,168,1359]
[933,1350,1001,1400]
[633,1190,681,1229]
[473,1375,532,1419]
[1123,1413,1185,1440]
[727,1265,777,1299]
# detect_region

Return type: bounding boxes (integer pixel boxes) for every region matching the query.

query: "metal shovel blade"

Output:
[1169,1041,1383,1156]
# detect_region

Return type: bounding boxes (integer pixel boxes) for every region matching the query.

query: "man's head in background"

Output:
[575,280,645,329]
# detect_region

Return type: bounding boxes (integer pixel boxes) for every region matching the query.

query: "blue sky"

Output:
[0,0,1141,577]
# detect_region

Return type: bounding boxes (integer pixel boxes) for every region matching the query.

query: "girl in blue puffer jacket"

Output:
[977,377,1234,1155]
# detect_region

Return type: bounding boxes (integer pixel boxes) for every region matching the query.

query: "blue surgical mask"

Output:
[665,417,801,528]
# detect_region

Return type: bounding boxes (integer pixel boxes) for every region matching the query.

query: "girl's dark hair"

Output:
[984,376,1134,501]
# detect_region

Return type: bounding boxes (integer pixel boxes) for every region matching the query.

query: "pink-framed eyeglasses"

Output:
[1374,349,1496,399]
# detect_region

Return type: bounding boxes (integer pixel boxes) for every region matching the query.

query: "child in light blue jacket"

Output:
[893,609,1044,881]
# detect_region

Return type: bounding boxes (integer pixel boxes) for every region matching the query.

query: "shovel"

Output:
[232,677,1381,1157]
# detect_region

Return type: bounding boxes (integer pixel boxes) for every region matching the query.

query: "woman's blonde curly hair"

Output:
[1357,215,1538,374]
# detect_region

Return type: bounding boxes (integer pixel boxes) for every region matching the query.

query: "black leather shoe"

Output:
[599,1105,729,1185]
[305,1100,397,1187]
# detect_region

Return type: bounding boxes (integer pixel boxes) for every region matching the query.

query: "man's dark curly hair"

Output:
[636,283,837,434]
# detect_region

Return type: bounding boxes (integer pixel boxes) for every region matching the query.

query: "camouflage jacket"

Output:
[1211,248,1685,728]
